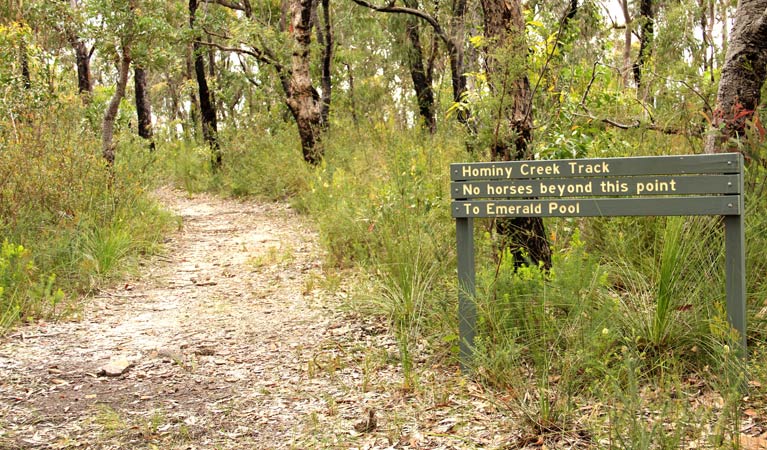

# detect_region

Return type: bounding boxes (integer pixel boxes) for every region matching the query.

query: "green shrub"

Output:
[0,240,65,330]
[474,230,613,388]
[0,98,174,331]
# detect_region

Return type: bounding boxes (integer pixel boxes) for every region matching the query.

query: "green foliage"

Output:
[0,240,65,330]
[474,230,613,387]
[0,98,174,332]
[158,124,310,199]
[608,217,720,358]
[294,122,464,385]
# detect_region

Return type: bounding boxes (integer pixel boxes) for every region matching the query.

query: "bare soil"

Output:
[0,189,534,449]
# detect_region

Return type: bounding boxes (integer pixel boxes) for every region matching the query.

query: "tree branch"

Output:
[195,39,283,72]
[204,0,246,12]
[579,60,599,106]
[572,110,691,136]
[236,53,261,87]
[350,0,452,48]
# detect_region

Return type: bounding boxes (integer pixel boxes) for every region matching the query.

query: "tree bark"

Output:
[134,66,155,151]
[448,0,468,125]
[350,0,468,127]
[632,0,654,91]
[20,39,31,90]
[345,62,358,126]
[285,0,324,164]
[311,0,333,128]
[73,39,93,98]
[700,0,716,82]
[204,0,330,164]
[619,0,632,86]
[480,0,551,269]
[319,0,332,128]
[102,46,132,165]
[190,0,221,170]
[185,44,201,140]
[705,0,767,153]
[403,5,436,133]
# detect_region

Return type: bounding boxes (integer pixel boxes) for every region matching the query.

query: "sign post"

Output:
[451,154,746,372]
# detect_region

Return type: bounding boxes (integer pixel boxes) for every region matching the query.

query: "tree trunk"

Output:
[312,0,333,128]
[345,63,358,126]
[185,44,201,140]
[319,0,332,128]
[19,39,31,90]
[73,40,93,98]
[286,0,324,164]
[705,0,767,154]
[449,0,469,125]
[721,0,729,56]
[134,66,155,151]
[700,0,716,83]
[102,46,132,165]
[403,7,436,133]
[189,0,221,170]
[632,0,654,92]
[205,0,329,163]
[620,0,632,86]
[480,0,551,269]
[166,73,183,139]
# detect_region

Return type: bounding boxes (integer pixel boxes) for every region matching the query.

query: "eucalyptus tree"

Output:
[16,0,94,101]
[706,0,767,153]
[479,0,550,268]
[93,0,170,162]
[90,0,137,164]
[402,1,437,133]
[129,0,176,152]
[632,0,654,91]
[189,0,220,168]
[133,65,155,150]
[60,0,94,99]
[199,0,333,164]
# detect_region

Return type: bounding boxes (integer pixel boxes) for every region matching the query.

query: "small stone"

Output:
[194,346,216,356]
[97,358,134,377]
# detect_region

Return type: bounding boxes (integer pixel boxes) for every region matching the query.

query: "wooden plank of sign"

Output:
[450,174,740,199]
[451,196,741,218]
[450,153,741,181]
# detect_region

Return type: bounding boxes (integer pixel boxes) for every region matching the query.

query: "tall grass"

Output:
[157,124,311,200]
[0,98,174,332]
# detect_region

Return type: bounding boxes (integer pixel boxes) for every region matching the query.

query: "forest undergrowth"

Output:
[0,99,176,330]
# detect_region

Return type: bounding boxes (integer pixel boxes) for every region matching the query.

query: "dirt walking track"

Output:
[0,189,535,449]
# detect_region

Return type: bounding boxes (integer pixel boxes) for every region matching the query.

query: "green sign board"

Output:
[452,153,746,372]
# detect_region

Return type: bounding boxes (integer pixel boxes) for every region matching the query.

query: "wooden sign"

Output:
[453,153,746,372]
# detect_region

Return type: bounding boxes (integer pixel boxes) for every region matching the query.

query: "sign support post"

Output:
[456,216,476,372]
[725,214,747,355]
